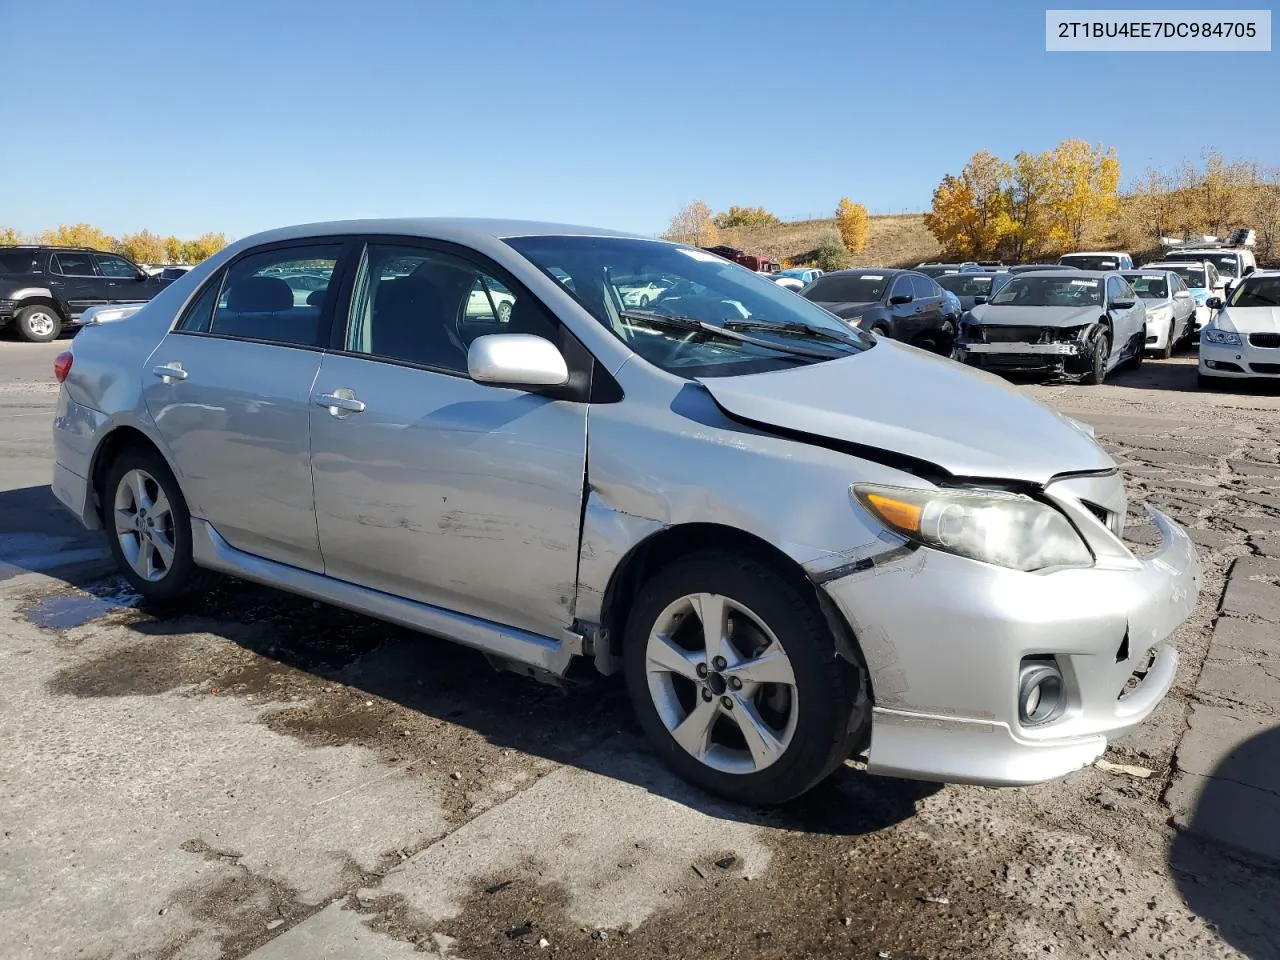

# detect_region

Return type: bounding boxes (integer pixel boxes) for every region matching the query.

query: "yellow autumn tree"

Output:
[962,151,1010,256]
[37,223,117,251]
[662,201,719,247]
[834,198,869,254]
[163,235,184,263]
[0,226,22,245]
[178,232,228,264]
[994,150,1055,262]
[1042,140,1120,251]
[923,175,980,258]
[118,229,168,265]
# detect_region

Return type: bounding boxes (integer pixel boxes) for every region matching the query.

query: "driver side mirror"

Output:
[468,334,569,388]
[1245,265,1256,275]
[136,271,149,281]
[888,293,913,305]
[1110,299,1135,310]
[972,296,988,306]
[1206,297,1224,310]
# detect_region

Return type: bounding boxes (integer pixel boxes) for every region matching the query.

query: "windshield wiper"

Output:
[722,318,861,349]
[618,311,838,359]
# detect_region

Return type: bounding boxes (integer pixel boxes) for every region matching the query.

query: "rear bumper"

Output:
[821,506,1200,786]
[52,388,105,530]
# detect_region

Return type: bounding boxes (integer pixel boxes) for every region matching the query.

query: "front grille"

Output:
[975,325,1052,344]
[1249,333,1280,348]
[975,354,1058,369]
[1250,362,1280,374]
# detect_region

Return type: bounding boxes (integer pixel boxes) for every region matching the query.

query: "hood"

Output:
[1220,306,1280,333]
[697,340,1113,484]
[967,303,1098,328]
[811,300,877,318]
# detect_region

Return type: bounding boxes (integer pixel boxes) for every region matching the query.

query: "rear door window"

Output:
[94,254,140,278]
[51,252,97,276]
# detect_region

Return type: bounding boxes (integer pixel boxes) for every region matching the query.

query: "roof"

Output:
[823,267,907,277]
[1060,251,1129,256]
[233,218,646,250]
[0,244,98,252]
[1009,269,1112,278]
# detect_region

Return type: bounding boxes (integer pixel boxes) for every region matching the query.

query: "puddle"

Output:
[24,578,141,629]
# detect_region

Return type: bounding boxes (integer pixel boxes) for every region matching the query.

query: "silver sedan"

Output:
[51,219,1200,804]
[1121,270,1197,359]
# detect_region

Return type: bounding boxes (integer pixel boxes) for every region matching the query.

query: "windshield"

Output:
[505,235,872,377]
[990,276,1102,307]
[937,274,995,296]
[1228,276,1280,308]
[775,268,809,280]
[1156,264,1207,288]
[1122,275,1168,298]
[1165,251,1240,278]
[802,273,889,303]
[1060,254,1119,271]
[915,265,958,278]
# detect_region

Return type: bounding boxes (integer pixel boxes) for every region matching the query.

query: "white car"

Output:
[467,277,516,320]
[1141,260,1222,332]
[1059,251,1134,271]
[1121,270,1196,359]
[772,268,823,291]
[1161,247,1255,297]
[616,278,672,308]
[1199,270,1280,387]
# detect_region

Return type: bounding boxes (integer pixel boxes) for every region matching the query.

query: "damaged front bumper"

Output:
[955,325,1097,379]
[817,506,1201,786]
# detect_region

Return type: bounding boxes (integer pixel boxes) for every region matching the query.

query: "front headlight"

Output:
[1202,325,1241,345]
[1146,306,1171,323]
[853,484,1092,572]
[846,315,865,327]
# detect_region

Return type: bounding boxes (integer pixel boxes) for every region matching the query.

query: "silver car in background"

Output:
[51,220,1200,804]
[1120,270,1196,359]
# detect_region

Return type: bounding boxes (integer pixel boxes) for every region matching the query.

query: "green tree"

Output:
[834,198,869,254]
[813,230,851,271]
[711,205,781,229]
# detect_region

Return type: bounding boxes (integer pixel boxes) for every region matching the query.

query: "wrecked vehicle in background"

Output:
[954,271,1147,385]
[52,220,1199,806]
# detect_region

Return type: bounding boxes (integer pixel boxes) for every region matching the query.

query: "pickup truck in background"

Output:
[0,245,172,341]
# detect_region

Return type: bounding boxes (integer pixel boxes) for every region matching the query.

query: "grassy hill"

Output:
[723,213,941,269]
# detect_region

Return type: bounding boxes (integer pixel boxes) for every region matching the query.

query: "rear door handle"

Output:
[152,364,188,383]
[315,390,366,416]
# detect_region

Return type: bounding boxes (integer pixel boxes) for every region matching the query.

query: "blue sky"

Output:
[3,0,1276,240]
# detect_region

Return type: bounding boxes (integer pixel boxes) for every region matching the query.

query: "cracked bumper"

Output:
[955,341,1092,378]
[820,507,1200,786]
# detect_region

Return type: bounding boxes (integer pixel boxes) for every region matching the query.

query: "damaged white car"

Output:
[954,271,1147,384]
[51,221,1200,804]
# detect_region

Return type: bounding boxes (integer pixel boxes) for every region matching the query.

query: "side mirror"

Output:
[467,334,569,388]
[1111,299,1135,310]
[888,293,913,305]
[136,271,149,281]
[1206,297,1224,310]
[972,296,988,306]
[1245,265,1256,275]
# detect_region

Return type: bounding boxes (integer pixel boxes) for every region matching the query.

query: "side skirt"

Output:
[190,520,575,676]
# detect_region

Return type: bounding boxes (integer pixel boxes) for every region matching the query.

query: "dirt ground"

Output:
[1,342,1278,960]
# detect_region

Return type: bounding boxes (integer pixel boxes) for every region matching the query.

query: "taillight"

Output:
[53,351,73,383]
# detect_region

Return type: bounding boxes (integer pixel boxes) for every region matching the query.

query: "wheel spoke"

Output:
[670,697,718,760]
[114,507,138,535]
[136,538,157,579]
[723,645,795,687]
[730,697,784,770]
[689,593,729,663]
[149,490,172,525]
[130,471,154,512]
[150,530,175,570]
[647,632,702,680]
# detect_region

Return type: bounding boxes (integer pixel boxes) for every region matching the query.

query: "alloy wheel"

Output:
[644,592,799,775]
[113,468,177,582]
[26,311,56,338]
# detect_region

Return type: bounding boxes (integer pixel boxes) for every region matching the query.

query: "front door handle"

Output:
[315,389,366,416]
[152,363,188,383]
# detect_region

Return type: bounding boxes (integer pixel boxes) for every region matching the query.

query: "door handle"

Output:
[315,390,366,416]
[152,364,188,383]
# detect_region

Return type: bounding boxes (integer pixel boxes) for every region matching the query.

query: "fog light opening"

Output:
[1018,660,1066,726]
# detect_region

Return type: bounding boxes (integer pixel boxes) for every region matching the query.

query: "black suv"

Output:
[0,246,171,341]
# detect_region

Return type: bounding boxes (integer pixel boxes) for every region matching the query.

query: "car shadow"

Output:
[2,483,940,838]
[1168,724,1280,959]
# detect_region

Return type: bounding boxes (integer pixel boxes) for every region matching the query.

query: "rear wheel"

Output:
[15,305,62,342]
[104,447,214,605]
[624,552,865,805]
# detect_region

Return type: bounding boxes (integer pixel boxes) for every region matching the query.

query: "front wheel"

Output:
[15,305,62,342]
[869,323,891,339]
[1081,331,1110,385]
[1157,323,1174,360]
[624,552,864,805]
[104,447,213,605]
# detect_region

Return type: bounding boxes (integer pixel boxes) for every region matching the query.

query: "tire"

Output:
[935,319,956,354]
[1125,334,1144,370]
[1081,330,1110,385]
[1157,324,1174,361]
[14,304,62,343]
[497,300,513,323]
[103,446,214,605]
[638,294,650,308]
[869,323,891,339]
[623,551,864,805]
